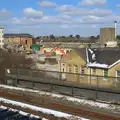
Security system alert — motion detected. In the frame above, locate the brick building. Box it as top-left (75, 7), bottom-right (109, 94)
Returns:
top-left (4, 34), bottom-right (33, 47)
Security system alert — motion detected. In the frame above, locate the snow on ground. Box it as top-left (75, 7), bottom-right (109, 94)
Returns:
top-left (35, 63), bottom-right (58, 71)
top-left (0, 98), bottom-right (88, 120)
top-left (0, 84), bottom-right (120, 114)
top-left (26, 54), bottom-right (59, 71)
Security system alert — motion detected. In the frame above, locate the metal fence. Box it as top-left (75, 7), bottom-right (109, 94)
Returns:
top-left (5, 68), bottom-right (120, 93)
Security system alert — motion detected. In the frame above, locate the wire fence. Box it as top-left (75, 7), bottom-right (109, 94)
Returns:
top-left (5, 68), bottom-right (120, 93)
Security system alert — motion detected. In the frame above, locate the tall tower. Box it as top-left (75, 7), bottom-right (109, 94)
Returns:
top-left (0, 28), bottom-right (4, 48)
top-left (114, 21), bottom-right (117, 38)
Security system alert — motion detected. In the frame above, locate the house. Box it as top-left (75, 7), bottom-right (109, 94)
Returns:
top-left (59, 48), bottom-right (120, 87)
top-left (59, 48), bottom-right (88, 82)
top-left (87, 47), bottom-right (120, 78)
top-left (87, 47), bottom-right (120, 88)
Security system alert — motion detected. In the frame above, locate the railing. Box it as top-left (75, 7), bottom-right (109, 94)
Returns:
top-left (5, 68), bottom-right (120, 93)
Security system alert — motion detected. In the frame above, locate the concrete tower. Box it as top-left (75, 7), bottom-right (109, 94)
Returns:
top-left (100, 28), bottom-right (116, 46)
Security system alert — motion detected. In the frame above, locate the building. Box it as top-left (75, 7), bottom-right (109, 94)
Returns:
top-left (59, 48), bottom-right (88, 82)
top-left (100, 28), bottom-right (116, 46)
top-left (4, 34), bottom-right (33, 47)
top-left (0, 28), bottom-right (4, 48)
top-left (87, 48), bottom-right (120, 78)
top-left (59, 48), bottom-right (120, 87)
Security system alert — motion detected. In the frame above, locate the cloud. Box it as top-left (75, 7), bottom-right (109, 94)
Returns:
top-left (116, 4), bottom-right (120, 8)
top-left (0, 9), bottom-right (12, 19)
top-left (57, 5), bottom-right (112, 16)
top-left (79, 0), bottom-right (106, 6)
top-left (11, 15), bottom-right (72, 26)
top-left (39, 1), bottom-right (57, 7)
top-left (11, 14), bottom-right (120, 27)
top-left (23, 8), bottom-right (44, 19)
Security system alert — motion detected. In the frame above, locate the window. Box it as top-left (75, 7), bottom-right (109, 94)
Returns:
top-left (74, 65), bottom-right (78, 73)
top-left (92, 68), bottom-right (96, 75)
top-left (104, 69), bottom-right (108, 78)
top-left (117, 70), bottom-right (120, 77)
top-left (62, 63), bottom-right (65, 67)
top-left (80, 66), bottom-right (85, 74)
top-left (68, 64), bottom-right (72, 73)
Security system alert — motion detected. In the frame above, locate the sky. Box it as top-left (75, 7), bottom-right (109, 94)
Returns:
top-left (0, 0), bottom-right (120, 37)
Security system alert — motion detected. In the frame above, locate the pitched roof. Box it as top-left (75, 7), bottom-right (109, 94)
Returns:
top-left (88, 47), bottom-right (120, 66)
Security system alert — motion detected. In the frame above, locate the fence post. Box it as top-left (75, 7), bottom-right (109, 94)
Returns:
top-left (72, 86), bottom-right (74, 97)
top-left (16, 69), bottom-right (19, 86)
top-left (44, 70), bottom-right (46, 81)
top-left (95, 76), bottom-right (99, 100)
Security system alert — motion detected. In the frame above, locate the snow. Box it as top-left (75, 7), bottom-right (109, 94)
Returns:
top-left (87, 63), bottom-right (108, 69)
top-left (92, 54), bottom-right (96, 60)
top-left (88, 49), bottom-right (93, 54)
top-left (0, 85), bottom-right (120, 114)
top-left (35, 63), bottom-right (58, 71)
top-left (0, 98), bottom-right (88, 120)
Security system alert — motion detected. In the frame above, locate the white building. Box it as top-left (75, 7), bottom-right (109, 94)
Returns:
top-left (0, 28), bottom-right (4, 48)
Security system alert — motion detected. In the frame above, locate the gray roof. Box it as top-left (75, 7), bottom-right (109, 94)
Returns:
top-left (75, 48), bottom-right (87, 61)
top-left (4, 34), bottom-right (33, 38)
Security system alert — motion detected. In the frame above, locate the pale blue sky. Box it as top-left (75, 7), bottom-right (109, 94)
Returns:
top-left (0, 0), bottom-right (120, 36)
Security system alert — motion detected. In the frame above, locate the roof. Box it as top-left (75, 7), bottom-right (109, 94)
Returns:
top-left (75, 48), bottom-right (87, 61)
top-left (60, 48), bottom-right (87, 63)
top-left (52, 48), bottom-right (65, 54)
top-left (4, 34), bottom-right (33, 38)
top-left (88, 47), bottom-right (120, 68)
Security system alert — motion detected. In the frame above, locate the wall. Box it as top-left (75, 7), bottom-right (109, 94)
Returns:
top-left (59, 50), bottom-right (88, 83)
top-left (4, 36), bottom-right (33, 47)
top-left (0, 28), bottom-right (4, 48)
top-left (100, 28), bottom-right (115, 46)
top-left (109, 62), bottom-right (120, 77)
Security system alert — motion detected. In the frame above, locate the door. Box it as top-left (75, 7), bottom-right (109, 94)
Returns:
top-left (61, 63), bottom-right (66, 80)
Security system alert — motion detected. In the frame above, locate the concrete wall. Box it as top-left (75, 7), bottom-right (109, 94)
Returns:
top-left (100, 28), bottom-right (115, 46)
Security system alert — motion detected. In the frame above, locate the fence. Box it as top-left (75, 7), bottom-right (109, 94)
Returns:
top-left (5, 68), bottom-right (120, 93)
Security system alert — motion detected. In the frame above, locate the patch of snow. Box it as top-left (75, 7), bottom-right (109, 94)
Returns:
top-left (88, 49), bottom-right (93, 54)
top-left (0, 98), bottom-right (87, 120)
top-left (19, 111), bottom-right (28, 116)
top-left (87, 63), bottom-right (108, 69)
top-left (42, 118), bottom-right (48, 120)
top-left (35, 63), bottom-right (58, 71)
top-left (92, 54), bottom-right (96, 61)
